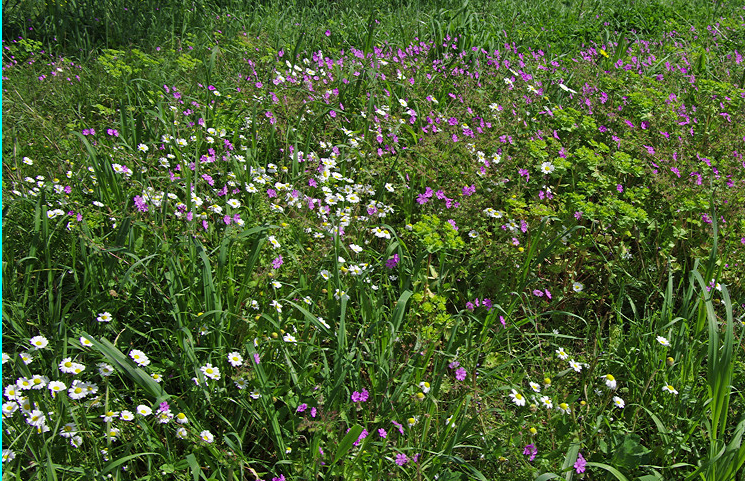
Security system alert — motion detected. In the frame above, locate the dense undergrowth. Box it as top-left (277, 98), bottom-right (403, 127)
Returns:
top-left (2, 1), bottom-right (745, 480)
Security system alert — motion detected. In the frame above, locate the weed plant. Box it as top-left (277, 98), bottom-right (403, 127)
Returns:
top-left (2, 1), bottom-right (745, 480)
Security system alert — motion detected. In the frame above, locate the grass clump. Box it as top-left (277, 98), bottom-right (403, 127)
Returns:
top-left (3, 0), bottom-right (745, 480)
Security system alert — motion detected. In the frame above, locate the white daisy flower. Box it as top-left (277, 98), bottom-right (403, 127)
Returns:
top-left (603, 374), bottom-right (618, 390)
top-left (662, 384), bottom-right (678, 395)
top-left (509, 389), bottom-right (526, 406)
top-left (68, 381), bottom-right (88, 400)
top-left (129, 350), bottom-right (150, 367)
top-left (136, 405), bottom-right (153, 416)
top-left (569, 359), bottom-right (583, 373)
top-left (30, 336), bottom-right (49, 349)
top-left (656, 336), bottom-right (670, 347)
top-left (98, 363), bottom-right (115, 377)
top-left (227, 352), bottom-right (243, 367)
top-left (200, 364), bottom-right (221, 380)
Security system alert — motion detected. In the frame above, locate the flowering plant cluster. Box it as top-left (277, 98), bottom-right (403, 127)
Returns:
top-left (3, 2), bottom-right (745, 480)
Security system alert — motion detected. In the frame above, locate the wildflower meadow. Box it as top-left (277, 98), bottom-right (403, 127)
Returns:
top-left (2, 0), bottom-right (745, 479)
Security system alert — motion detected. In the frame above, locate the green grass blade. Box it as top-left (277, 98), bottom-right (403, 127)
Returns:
top-left (585, 462), bottom-right (630, 481)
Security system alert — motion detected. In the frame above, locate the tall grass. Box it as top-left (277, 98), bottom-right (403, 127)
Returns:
top-left (3, 0), bottom-right (745, 479)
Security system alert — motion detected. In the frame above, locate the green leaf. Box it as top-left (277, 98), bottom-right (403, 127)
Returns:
top-left (333, 425), bottom-right (363, 465)
top-left (586, 462), bottom-right (630, 481)
top-left (561, 442), bottom-right (581, 480)
top-left (186, 453), bottom-right (201, 481)
top-left (82, 333), bottom-right (166, 400)
top-left (102, 452), bottom-right (160, 474)
top-left (536, 474), bottom-right (561, 481)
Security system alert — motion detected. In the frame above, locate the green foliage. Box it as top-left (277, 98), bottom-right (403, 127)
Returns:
top-left (412, 214), bottom-right (465, 253)
top-left (2, 0), bottom-right (745, 480)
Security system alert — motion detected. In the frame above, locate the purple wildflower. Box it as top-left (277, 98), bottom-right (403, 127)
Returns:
top-left (392, 420), bottom-right (404, 435)
top-left (378, 428), bottom-right (387, 438)
top-left (133, 195), bottom-right (148, 212)
top-left (351, 389), bottom-right (369, 403)
top-left (386, 254), bottom-right (400, 269)
top-left (395, 453), bottom-right (408, 466)
top-left (296, 403), bottom-right (308, 413)
top-left (523, 444), bottom-right (537, 461)
top-left (455, 367), bottom-right (467, 381)
top-left (272, 255), bottom-right (284, 269)
top-left (574, 453), bottom-right (586, 473)
top-left (353, 429), bottom-right (368, 446)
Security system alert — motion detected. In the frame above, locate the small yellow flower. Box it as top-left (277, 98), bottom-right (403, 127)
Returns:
top-left (600, 49), bottom-right (609, 58)
top-left (529, 427), bottom-right (537, 436)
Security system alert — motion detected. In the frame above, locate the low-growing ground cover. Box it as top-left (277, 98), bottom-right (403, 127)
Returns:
top-left (2, 1), bottom-right (745, 479)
